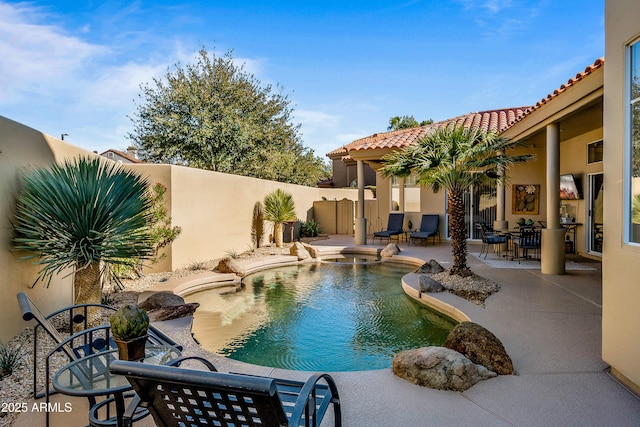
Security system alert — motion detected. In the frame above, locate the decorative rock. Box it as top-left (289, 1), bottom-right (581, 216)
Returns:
top-left (444, 321), bottom-right (514, 375)
top-left (290, 242), bottom-right (311, 260)
top-left (415, 259), bottom-right (445, 274)
top-left (147, 302), bottom-right (200, 322)
top-left (419, 275), bottom-right (445, 293)
top-left (380, 243), bottom-right (401, 257)
top-left (139, 292), bottom-right (185, 311)
top-left (393, 346), bottom-right (496, 391)
top-left (214, 257), bottom-right (246, 276)
top-left (302, 243), bottom-right (319, 258)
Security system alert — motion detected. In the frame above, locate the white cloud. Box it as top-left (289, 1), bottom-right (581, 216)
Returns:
top-left (456, 0), bottom-right (513, 15)
top-left (0, 2), bottom-right (105, 101)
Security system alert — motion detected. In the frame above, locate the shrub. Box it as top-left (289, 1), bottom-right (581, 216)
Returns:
top-left (300, 219), bottom-right (322, 238)
top-left (0, 340), bottom-right (24, 378)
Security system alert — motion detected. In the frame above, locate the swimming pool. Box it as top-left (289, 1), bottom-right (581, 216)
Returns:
top-left (186, 261), bottom-right (457, 371)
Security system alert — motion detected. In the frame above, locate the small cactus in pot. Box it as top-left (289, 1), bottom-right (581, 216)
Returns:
top-left (110, 304), bottom-right (150, 360)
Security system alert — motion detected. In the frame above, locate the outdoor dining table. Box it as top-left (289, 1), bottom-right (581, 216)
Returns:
top-left (53, 344), bottom-right (181, 427)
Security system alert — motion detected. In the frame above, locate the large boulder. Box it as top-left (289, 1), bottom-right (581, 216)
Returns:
top-left (215, 257), bottom-right (246, 276)
top-left (139, 292), bottom-right (185, 311)
top-left (147, 302), bottom-right (200, 322)
top-left (380, 243), bottom-right (401, 257)
top-left (302, 243), bottom-right (319, 258)
top-left (393, 347), bottom-right (496, 391)
top-left (139, 292), bottom-right (200, 322)
top-left (415, 260), bottom-right (445, 274)
top-left (290, 242), bottom-right (311, 260)
top-left (444, 321), bottom-right (514, 375)
top-left (419, 275), bottom-right (445, 293)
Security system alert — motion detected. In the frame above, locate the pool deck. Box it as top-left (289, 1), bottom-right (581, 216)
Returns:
top-left (18, 235), bottom-right (640, 427)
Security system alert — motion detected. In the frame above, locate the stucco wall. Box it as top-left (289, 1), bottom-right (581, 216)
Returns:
top-left (0, 115), bottom-right (360, 341)
top-left (127, 164), bottom-right (359, 272)
top-left (0, 116), bottom-right (89, 341)
top-left (603, 0), bottom-right (640, 389)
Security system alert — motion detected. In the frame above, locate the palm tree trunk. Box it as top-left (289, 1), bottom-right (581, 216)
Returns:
top-left (73, 261), bottom-right (103, 325)
top-left (448, 188), bottom-right (469, 275)
top-left (274, 222), bottom-right (283, 248)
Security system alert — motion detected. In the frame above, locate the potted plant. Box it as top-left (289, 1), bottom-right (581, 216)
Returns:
top-left (110, 304), bottom-right (150, 361)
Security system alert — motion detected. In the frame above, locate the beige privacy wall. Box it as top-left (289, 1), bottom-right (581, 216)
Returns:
top-left (0, 116), bottom-right (92, 341)
top-left (127, 163), bottom-right (360, 273)
top-left (0, 115), bottom-right (361, 341)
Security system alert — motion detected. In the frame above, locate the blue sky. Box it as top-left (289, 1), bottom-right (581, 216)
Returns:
top-left (0, 0), bottom-right (603, 160)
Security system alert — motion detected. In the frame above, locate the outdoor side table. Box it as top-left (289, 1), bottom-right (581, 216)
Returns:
top-left (53, 345), bottom-right (181, 427)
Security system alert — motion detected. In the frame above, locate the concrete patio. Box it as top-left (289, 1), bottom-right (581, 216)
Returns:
top-left (16, 235), bottom-right (640, 427)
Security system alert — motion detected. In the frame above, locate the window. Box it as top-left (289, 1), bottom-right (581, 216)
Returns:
top-left (587, 140), bottom-right (603, 164)
top-left (628, 40), bottom-right (640, 243)
top-left (391, 174), bottom-right (420, 212)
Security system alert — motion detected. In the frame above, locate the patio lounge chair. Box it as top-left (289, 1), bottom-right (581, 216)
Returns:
top-left (410, 214), bottom-right (440, 245)
top-left (373, 213), bottom-right (404, 244)
top-left (110, 357), bottom-right (342, 427)
top-left (17, 291), bottom-right (182, 424)
top-left (476, 223), bottom-right (508, 259)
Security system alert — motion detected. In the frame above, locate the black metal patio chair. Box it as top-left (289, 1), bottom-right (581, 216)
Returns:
top-left (476, 223), bottom-right (508, 259)
top-left (512, 228), bottom-right (541, 263)
top-left (17, 292), bottom-right (183, 426)
top-left (110, 357), bottom-right (342, 427)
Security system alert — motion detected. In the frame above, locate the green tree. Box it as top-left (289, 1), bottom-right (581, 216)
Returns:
top-left (129, 47), bottom-right (328, 186)
top-left (387, 115), bottom-right (434, 131)
top-left (263, 189), bottom-right (296, 248)
top-left (380, 125), bottom-right (531, 276)
top-left (12, 157), bottom-right (154, 305)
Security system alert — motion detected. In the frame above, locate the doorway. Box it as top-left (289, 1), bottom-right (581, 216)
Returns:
top-left (445, 183), bottom-right (497, 240)
top-left (587, 173), bottom-right (604, 255)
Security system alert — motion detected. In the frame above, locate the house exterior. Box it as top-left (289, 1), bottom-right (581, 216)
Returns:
top-left (326, 145), bottom-right (377, 188)
top-left (331, 60), bottom-right (604, 275)
top-left (602, 0), bottom-right (640, 394)
top-left (100, 147), bottom-right (142, 164)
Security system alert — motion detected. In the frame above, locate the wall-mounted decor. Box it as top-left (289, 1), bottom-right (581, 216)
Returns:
top-left (512, 184), bottom-right (540, 215)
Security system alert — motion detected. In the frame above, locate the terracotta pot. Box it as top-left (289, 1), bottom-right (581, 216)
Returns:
top-left (115, 335), bottom-right (148, 361)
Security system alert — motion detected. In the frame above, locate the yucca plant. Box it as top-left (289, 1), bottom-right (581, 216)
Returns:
top-left (12, 157), bottom-right (155, 306)
top-left (263, 189), bottom-right (296, 248)
top-left (381, 125), bottom-right (531, 276)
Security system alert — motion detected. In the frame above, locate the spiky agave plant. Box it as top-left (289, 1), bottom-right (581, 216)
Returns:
top-left (12, 157), bottom-right (155, 305)
top-left (263, 189), bottom-right (296, 248)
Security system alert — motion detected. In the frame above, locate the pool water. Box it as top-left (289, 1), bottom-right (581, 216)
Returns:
top-left (186, 262), bottom-right (457, 372)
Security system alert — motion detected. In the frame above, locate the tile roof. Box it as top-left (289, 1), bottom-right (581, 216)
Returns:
top-left (327, 107), bottom-right (530, 157)
top-left (328, 57), bottom-right (604, 159)
top-left (100, 149), bottom-right (142, 164)
top-left (504, 57), bottom-right (604, 129)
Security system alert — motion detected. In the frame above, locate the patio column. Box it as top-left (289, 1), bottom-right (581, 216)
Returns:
top-left (399, 177), bottom-right (405, 212)
top-left (355, 160), bottom-right (367, 245)
top-left (494, 163), bottom-right (508, 231)
top-left (541, 123), bottom-right (565, 274)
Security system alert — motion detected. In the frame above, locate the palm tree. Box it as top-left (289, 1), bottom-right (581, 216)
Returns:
top-left (263, 189), bottom-right (296, 248)
top-left (380, 124), bottom-right (531, 276)
top-left (13, 157), bottom-right (155, 305)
